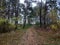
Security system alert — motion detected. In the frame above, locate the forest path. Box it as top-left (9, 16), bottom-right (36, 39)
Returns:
top-left (0, 27), bottom-right (59, 45)
top-left (0, 27), bottom-right (48, 45)
top-left (19, 27), bottom-right (38, 45)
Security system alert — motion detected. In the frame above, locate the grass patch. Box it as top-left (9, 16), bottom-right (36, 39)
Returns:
top-left (0, 29), bottom-right (26, 45)
top-left (35, 28), bottom-right (60, 45)
top-left (17, 24), bottom-right (32, 30)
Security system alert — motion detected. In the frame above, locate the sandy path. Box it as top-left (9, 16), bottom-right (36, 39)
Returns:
top-left (19, 27), bottom-right (38, 45)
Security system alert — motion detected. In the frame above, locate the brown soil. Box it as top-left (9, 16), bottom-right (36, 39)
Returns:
top-left (0, 27), bottom-right (60, 45)
top-left (19, 27), bottom-right (38, 45)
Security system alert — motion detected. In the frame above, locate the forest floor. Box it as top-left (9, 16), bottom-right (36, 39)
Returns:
top-left (0, 26), bottom-right (60, 45)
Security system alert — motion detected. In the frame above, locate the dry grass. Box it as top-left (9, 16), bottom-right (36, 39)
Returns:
top-left (0, 27), bottom-right (60, 45)
top-left (0, 30), bottom-right (26, 45)
top-left (35, 27), bottom-right (60, 45)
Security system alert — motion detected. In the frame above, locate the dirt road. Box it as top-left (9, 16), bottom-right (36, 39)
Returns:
top-left (0, 27), bottom-right (52, 45)
top-left (19, 27), bottom-right (38, 45)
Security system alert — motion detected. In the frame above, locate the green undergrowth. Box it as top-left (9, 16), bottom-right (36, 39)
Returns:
top-left (17, 24), bottom-right (32, 30)
top-left (0, 18), bottom-right (16, 33)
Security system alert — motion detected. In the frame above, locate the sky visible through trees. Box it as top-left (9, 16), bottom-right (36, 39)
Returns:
top-left (20, 0), bottom-right (60, 3)
top-left (19, 0), bottom-right (60, 9)
top-left (0, 0), bottom-right (60, 31)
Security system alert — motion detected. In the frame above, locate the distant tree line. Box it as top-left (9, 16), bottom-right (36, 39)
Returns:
top-left (0, 0), bottom-right (60, 28)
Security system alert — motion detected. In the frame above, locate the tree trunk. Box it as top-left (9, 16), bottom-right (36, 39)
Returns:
top-left (23, 15), bottom-right (26, 28)
top-left (39, 0), bottom-right (42, 27)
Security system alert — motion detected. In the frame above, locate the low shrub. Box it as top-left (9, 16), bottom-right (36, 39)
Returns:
top-left (50, 24), bottom-right (58, 32)
top-left (0, 18), bottom-right (16, 33)
top-left (35, 22), bottom-right (40, 26)
top-left (57, 21), bottom-right (60, 29)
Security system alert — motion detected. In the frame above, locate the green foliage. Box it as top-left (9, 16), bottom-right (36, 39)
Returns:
top-left (0, 18), bottom-right (16, 33)
top-left (50, 24), bottom-right (58, 30)
top-left (35, 22), bottom-right (40, 26)
top-left (57, 21), bottom-right (60, 28)
top-left (50, 24), bottom-right (58, 32)
top-left (24, 24), bottom-right (32, 29)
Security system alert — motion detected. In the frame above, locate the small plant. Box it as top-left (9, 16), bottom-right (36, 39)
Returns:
top-left (0, 18), bottom-right (16, 33)
top-left (50, 24), bottom-right (58, 32)
top-left (35, 22), bottom-right (40, 26)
